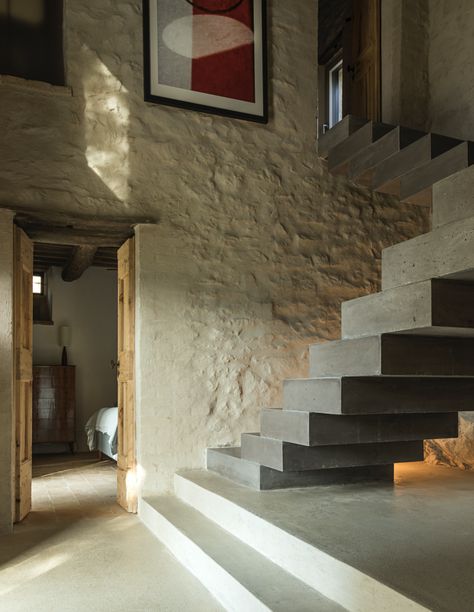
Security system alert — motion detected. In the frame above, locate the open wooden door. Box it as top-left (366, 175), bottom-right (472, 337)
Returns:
top-left (117, 238), bottom-right (137, 513)
top-left (13, 227), bottom-right (33, 523)
top-left (344, 0), bottom-right (381, 121)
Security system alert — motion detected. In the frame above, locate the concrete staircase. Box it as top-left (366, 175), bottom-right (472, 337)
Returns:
top-left (206, 115), bottom-right (474, 490)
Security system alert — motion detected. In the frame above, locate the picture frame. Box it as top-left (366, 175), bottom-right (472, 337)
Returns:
top-left (143, 0), bottom-right (268, 123)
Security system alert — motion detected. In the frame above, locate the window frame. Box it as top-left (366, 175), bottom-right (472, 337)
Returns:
top-left (326, 50), bottom-right (343, 130)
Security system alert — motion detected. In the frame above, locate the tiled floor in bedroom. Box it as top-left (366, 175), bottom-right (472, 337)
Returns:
top-left (0, 454), bottom-right (222, 612)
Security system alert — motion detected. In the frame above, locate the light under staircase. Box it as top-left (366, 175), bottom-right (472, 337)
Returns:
top-left (206, 115), bottom-right (474, 490)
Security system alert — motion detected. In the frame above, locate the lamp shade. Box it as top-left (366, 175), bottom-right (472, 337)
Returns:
top-left (58, 325), bottom-right (72, 347)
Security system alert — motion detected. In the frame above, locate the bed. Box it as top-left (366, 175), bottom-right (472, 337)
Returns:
top-left (85, 407), bottom-right (118, 461)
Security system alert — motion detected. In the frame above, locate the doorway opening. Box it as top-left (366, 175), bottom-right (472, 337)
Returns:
top-left (318, 0), bottom-right (381, 136)
top-left (31, 241), bottom-right (119, 519)
top-left (12, 215), bottom-right (138, 525)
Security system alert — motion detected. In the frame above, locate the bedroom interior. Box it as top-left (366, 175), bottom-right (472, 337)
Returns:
top-left (31, 239), bottom-right (119, 494)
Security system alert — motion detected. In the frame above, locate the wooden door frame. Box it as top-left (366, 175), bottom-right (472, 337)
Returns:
top-left (7, 216), bottom-right (139, 527)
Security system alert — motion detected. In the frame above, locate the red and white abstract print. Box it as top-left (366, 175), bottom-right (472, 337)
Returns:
top-left (156, 0), bottom-right (255, 102)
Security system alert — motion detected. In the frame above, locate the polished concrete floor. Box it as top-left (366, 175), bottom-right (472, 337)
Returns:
top-left (0, 454), bottom-right (222, 612)
top-left (180, 462), bottom-right (474, 612)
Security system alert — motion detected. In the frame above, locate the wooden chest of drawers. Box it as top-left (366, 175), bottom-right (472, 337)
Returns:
top-left (33, 366), bottom-right (75, 448)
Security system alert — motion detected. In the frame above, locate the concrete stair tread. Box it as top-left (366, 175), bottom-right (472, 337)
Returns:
top-left (400, 141), bottom-right (474, 205)
top-left (241, 432), bottom-right (423, 471)
top-left (347, 125), bottom-right (425, 185)
top-left (207, 447), bottom-right (393, 489)
top-left (328, 121), bottom-right (394, 173)
top-left (382, 213), bottom-right (474, 290)
top-left (260, 408), bottom-right (458, 446)
top-left (317, 114), bottom-right (368, 159)
top-left (342, 278), bottom-right (474, 339)
top-left (309, 334), bottom-right (474, 377)
top-left (283, 375), bottom-right (474, 415)
top-left (372, 132), bottom-right (461, 196)
top-left (141, 495), bottom-right (344, 612)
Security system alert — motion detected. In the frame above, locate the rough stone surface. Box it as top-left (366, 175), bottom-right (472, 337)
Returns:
top-left (429, 0), bottom-right (474, 141)
top-left (425, 412), bottom-right (474, 470)
top-left (0, 1), bottom-right (430, 498)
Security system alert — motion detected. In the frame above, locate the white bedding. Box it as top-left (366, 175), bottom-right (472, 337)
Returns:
top-left (85, 407), bottom-right (118, 458)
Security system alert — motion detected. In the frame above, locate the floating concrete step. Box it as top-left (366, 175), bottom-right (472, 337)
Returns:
top-left (433, 165), bottom-right (474, 228)
top-left (174, 470), bottom-right (431, 612)
top-left (342, 279), bottom-right (474, 338)
top-left (206, 447), bottom-right (392, 490)
top-left (372, 133), bottom-right (460, 196)
top-left (309, 334), bottom-right (474, 377)
top-left (400, 141), bottom-right (474, 206)
top-left (283, 376), bottom-right (474, 415)
top-left (241, 433), bottom-right (423, 471)
top-left (382, 215), bottom-right (474, 290)
top-left (317, 114), bottom-right (368, 159)
top-left (328, 121), bottom-right (394, 174)
top-left (140, 496), bottom-right (344, 612)
top-left (260, 408), bottom-right (458, 446)
top-left (347, 126), bottom-right (425, 185)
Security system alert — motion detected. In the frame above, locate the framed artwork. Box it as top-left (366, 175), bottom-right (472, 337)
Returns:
top-left (143, 0), bottom-right (268, 123)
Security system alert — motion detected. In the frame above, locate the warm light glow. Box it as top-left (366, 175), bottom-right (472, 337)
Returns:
top-left (83, 48), bottom-right (130, 201)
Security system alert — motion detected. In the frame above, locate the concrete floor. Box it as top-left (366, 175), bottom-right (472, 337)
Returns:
top-left (180, 462), bottom-right (474, 612)
top-left (0, 454), bottom-right (222, 612)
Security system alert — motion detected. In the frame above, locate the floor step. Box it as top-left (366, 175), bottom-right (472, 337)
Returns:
top-left (241, 432), bottom-right (423, 471)
top-left (433, 165), bottom-right (474, 228)
top-left (372, 133), bottom-right (460, 195)
top-left (140, 496), bottom-right (343, 612)
top-left (400, 141), bottom-right (474, 206)
top-left (317, 114), bottom-right (368, 159)
top-left (347, 126), bottom-right (425, 185)
top-left (341, 279), bottom-right (474, 338)
top-left (328, 121), bottom-right (394, 174)
top-left (260, 408), bottom-right (458, 446)
top-left (174, 469), bottom-right (433, 612)
top-left (206, 447), bottom-right (393, 489)
top-left (283, 375), bottom-right (474, 415)
top-left (309, 334), bottom-right (474, 376)
top-left (382, 215), bottom-right (474, 290)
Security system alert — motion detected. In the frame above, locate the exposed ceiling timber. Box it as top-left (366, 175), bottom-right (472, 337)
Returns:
top-left (33, 243), bottom-right (118, 274)
top-left (62, 245), bottom-right (99, 282)
top-left (6, 205), bottom-right (158, 247)
top-left (26, 227), bottom-right (127, 247)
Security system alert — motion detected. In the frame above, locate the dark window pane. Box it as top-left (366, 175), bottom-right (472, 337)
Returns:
top-left (0, 0), bottom-right (64, 86)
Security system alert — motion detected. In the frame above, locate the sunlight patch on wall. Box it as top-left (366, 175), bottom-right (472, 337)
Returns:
top-left (83, 48), bottom-right (130, 202)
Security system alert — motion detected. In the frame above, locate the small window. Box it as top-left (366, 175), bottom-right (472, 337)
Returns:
top-left (32, 273), bottom-right (44, 295)
top-left (328, 59), bottom-right (343, 128)
top-left (0, 0), bottom-right (65, 85)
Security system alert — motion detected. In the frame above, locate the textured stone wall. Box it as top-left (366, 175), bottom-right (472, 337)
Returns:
top-left (429, 0), bottom-right (474, 141)
top-left (0, 1), bottom-right (429, 495)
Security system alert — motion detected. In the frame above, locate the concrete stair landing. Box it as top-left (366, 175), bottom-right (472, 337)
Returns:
top-left (204, 115), bottom-right (474, 492)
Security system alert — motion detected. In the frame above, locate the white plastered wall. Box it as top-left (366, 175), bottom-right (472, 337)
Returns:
top-left (0, 1), bottom-right (430, 505)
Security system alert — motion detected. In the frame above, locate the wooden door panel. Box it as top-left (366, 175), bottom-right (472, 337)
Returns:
top-left (345, 0), bottom-right (381, 121)
top-left (13, 227), bottom-right (33, 523)
top-left (117, 238), bottom-right (136, 513)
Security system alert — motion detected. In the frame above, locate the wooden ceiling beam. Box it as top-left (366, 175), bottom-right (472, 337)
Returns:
top-left (62, 245), bottom-right (99, 282)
